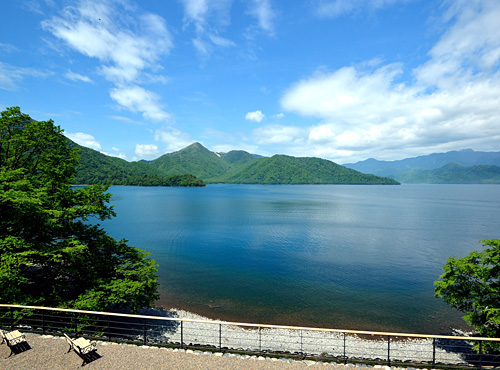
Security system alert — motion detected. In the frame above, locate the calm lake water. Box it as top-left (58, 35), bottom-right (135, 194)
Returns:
top-left (98, 184), bottom-right (500, 334)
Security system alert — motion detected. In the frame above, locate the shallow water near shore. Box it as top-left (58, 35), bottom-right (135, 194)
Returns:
top-left (97, 184), bottom-right (500, 334)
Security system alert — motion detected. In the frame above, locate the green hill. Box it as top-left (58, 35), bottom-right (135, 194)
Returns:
top-left (396, 162), bottom-right (500, 183)
top-left (213, 155), bottom-right (398, 184)
top-left (70, 141), bottom-right (205, 186)
top-left (219, 150), bottom-right (259, 167)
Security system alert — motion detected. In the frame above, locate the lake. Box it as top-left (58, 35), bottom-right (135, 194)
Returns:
top-left (98, 184), bottom-right (500, 334)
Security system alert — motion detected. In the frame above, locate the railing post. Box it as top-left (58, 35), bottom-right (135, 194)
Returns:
top-left (219, 323), bottom-right (222, 351)
top-left (143, 318), bottom-right (147, 344)
top-left (107, 316), bottom-right (111, 340)
top-left (259, 327), bottom-right (262, 354)
top-left (300, 330), bottom-right (303, 354)
top-left (478, 341), bottom-right (483, 370)
top-left (180, 321), bottom-right (184, 349)
top-left (432, 338), bottom-right (436, 367)
top-left (42, 311), bottom-right (45, 334)
top-left (387, 335), bottom-right (391, 367)
top-left (343, 332), bottom-right (347, 365)
top-left (10, 309), bottom-right (14, 330)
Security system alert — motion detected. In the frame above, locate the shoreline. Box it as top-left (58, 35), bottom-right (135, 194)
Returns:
top-left (151, 298), bottom-right (471, 336)
top-left (138, 306), bottom-right (471, 364)
top-left (148, 305), bottom-right (472, 338)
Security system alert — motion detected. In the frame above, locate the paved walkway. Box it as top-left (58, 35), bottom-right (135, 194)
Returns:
top-left (0, 334), bottom-right (352, 370)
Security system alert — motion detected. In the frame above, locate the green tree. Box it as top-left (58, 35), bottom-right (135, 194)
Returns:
top-left (0, 107), bottom-right (158, 312)
top-left (435, 238), bottom-right (500, 351)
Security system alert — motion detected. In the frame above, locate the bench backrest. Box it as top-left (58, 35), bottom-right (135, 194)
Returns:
top-left (63, 333), bottom-right (74, 347)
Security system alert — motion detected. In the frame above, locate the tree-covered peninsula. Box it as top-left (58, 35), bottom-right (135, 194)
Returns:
top-left (0, 107), bottom-right (159, 312)
top-left (71, 141), bottom-right (205, 187)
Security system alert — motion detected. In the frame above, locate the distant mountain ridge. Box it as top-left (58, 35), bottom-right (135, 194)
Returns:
top-left (74, 141), bottom-right (399, 185)
top-left (396, 162), bottom-right (500, 184)
top-left (344, 149), bottom-right (500, 183)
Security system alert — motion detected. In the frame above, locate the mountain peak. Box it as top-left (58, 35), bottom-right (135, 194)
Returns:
top-left (173, 142), bottom-right (211, 155)
top-left (184, 142), bottom-right (206, 150)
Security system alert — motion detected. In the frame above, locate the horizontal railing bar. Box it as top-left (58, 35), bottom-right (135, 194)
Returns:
top-left (2, 304), bottom-right (500, 342)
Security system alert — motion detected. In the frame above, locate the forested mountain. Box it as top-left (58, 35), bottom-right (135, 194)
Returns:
top-left (148, 143), bottom-right (398, 184)
top-left (70, 141), bottom-right (205, 186)
top-left (150, 142), bottom-right (232, 179)
top-left (344, 149), bottom-right (500, 177)
top-left (395, 162), bottom-right (500, 184)
top-left (74, 141), bottom-right (398, 185)
top-left (212, 155), bottom-right (398, 184)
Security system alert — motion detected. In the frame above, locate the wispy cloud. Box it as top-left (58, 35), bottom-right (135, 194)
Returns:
top-left (247, 0), bottom-right (275, 34)
top-left (281, 0), bottom-right (500, 161)
top-left (42, 0), bottom-right (173, 122)
top-left (65, 70), bottom-right (93, 83)
top-left (107, 115), bottom-right (143, 125)
top-left (314, 0), bottom-right (409, 18)
top-left (0, 43), bottom-right (19, 53)
top-left (415, 0), bottom-right (500, 89)
top-left (0, 62), bottom-right (49, 91)
top-left (180, 0), bottom-right (235, 56)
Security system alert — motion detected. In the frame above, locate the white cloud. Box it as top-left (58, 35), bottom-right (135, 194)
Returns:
top-left (65, 132), bottom-right (102, 150)
top-left (154, 127), bottom-right (193, 152)
top-left (65, 70), bottom-right (92, 83)
top-left (253, 124), bottom-right (305, 145)
top-left (415, 0), bottom-right (500, 89)
top-left (42, 0), bottom-right (173, 121)
top-left (135, 144), bottom-right (159, 158)
top-left (110, 85), bottom-right (171, 122)
top-left (280, 0), bottom-right (500, 162)
top-left (245, 110), bottom-right (265, 122)
top-left (273, 113), bottom-right (285, 119)
top-left (282, 63), bottom-right (408, 127)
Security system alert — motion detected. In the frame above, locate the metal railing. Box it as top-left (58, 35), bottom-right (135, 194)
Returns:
top-left (1, 304), bottom-right (499, 368)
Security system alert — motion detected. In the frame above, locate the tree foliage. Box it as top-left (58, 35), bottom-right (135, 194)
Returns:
top-left (435, 238), bottom-right (500, 350)
top-left (0, 107), bottom-right (159, 312)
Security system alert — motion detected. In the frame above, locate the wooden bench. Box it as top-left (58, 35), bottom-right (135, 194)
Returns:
top-left (0, 329), bottom-right (27, 357)
top-left (63, 333), bottom-right (97, 366)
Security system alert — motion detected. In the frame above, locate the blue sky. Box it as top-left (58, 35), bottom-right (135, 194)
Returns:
top-left (1, 0), bottom-right (499, 163)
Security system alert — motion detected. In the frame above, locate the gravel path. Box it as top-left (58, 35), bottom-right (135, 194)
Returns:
top-left (0, 334), bottom-right (353, 370)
